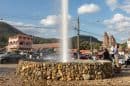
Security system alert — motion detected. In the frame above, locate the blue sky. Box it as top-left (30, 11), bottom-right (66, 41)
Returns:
top-left (0, 0), bottom-right (130, 42)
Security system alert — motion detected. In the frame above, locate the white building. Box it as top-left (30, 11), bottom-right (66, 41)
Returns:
top-left (127, 39), bottom-right (130, 49)
top-left (7, 34), bottom-right (33, 52)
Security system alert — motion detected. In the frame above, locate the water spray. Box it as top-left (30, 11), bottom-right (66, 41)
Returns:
top-left (61, 0), bottom-right (69, 62)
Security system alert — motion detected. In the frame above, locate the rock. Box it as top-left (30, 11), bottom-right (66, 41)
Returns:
top-left (97, 72), bottom-right (102, 75)
top-left (82, 74), bottom-right (91, 80)
top-left (16, 60), bottom-right (112, 83)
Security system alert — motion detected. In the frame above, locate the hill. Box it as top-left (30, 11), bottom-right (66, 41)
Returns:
top-left (0, 21), bottom-right (101, 50)
top-left (0, 22), bottom-right (24, 46)
top-left (0, 22), bottom-right (24, 35)
top-left (71, 35), bottom-right (101, 49)
top-left (71, 35), bottom-right (101, 43)
top-left (32, 36), bottom-right (58, 44)
top-left (0, 21), bottom-right (58, 46)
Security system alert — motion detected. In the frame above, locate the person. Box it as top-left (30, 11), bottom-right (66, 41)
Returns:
top-left (73, 52), bottom-right (78, 59)
top-left (29, 54), bottom-right (32, 59)
top-left (114, 45), bottom-right (121, 73)
top-left (103, 48), bottom-right (112, 61)
top-left (113, 44), bottom-right (120, 68)
top-left (124, 51), bottom-right (129, 68)
top-left (110, 45), bottom-right (115, 62)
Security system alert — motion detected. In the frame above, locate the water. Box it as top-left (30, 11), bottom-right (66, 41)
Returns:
top-left (36, 0), bottom-right (70, 62)
top-left (61, 0), bottom-right (69, 62)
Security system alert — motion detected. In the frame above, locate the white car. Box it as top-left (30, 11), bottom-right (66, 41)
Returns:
top-left (118, 55), bottom-right (125, 65)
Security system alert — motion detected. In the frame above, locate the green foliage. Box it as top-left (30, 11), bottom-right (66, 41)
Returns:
top-left (0, 35), bottom-right (7, 43)
top-left (120, 42), bottom-right (127, 50)
top-left (71, 35), bottom-right (101, 50)
top-left (32, 36), bottom-right (58, 44)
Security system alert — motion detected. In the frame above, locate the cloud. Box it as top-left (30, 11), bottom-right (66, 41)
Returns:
top-left (78, 4), bottom-right (100, 15)
top-left (106, 0), bottom-right (118, 11)
top-left (0, 14), bottom-right (72, 38)
top-left (119, 0), bottom-right (130, 13)
top-left (0, 20), bottom-right (36, 28)
top-left (120, 5), bottom-right (130, 13)
top-left (106, 0), bottom-right (130, 14)
top-left (104, 13), bottom-right (130, 32)
top-left (2, 20), bottom-right (24, 26)
top-left (40, 15), bottom-right (59, 26)
top-left (0, 20), bottom-right (58, 38)
top-left (40, 15), bottom-right (71, 27)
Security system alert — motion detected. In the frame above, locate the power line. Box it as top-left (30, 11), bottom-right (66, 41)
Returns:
top-left (0, 15), bottom-right (45, 20)
top-left (79, 30), bottom-right (103, 37)
top-left (72, 27), bottom-right (103, 38)
top-left (13, 25), bottom-right (54, 29)
top-left (0, 20), bottom-right (56, 29)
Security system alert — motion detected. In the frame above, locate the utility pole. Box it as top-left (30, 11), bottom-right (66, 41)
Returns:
top-left (90, 36), bottom-right (92, 55)
top-left (77, 16), bottom-right (80, 59)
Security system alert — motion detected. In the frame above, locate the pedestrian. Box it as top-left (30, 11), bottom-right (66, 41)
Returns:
top-left (124, 51), bottom-right (129, 68)
top-left (114, 44), bottom-right (120, 68)
top-left (29, 54), bottom-right (32, 59)
top-left (110, 45), bottom-right (115, 62)
top-left (103, 48), bottom-right (112, 61)
top-left (113, 44), bottom-right (122, 73)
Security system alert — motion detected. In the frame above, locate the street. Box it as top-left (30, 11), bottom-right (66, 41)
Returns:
top-left (0, 64), bottom-right (17, 77)
top-left (0, 64), bottom-right (21, 86)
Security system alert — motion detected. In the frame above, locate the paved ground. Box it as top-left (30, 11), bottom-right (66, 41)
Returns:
top-left (0, 64), bottom-right (20, 86)
top-left (0, 64), bottom-right (130, 86)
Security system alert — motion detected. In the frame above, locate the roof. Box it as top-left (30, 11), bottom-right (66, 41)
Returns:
top-left (32, 43), bottom-right (59, 49)
top-left (70, 49), bottom-right (91, 54)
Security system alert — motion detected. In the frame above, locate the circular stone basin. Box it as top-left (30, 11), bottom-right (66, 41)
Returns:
top-left (16, 60), bottom-right (112, 82)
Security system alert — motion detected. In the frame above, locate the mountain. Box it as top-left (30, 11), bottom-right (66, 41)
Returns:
top-left (0, 22), bottom-right (24, 46)
top-left (32, 36), bottom-right (58, 44)
top-left (71, 35), bottom-right (101, 43)
top-left (71, 35), bottom-right (101, 49)
top-left (0, 22), bottom-right (24, 35)
top-left (0, 21), bottom-right (101, 49)
top-left (0, 21), bottom-right (58, 46)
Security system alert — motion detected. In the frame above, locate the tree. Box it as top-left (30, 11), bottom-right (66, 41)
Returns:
top-left (120, 42), bottom-right (127, 50)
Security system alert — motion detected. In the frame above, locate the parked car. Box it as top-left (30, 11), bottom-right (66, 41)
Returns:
top-left (72, 53), bottom-right (91, 60)
top-left (0, 53), bottom-right (25, 64)
top-left (126, 56), bottom-right (130, 65)
top-left (80, 54), bottom-right (90, 59)
top-left (118, 55), bottom-right (125, 65)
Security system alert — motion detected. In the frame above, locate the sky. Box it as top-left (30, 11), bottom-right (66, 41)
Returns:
top-left (0, 0), bottom-right (130, 43)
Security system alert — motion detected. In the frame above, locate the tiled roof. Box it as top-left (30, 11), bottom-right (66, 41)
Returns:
top-left (32, 43), bottom-right (59, 49)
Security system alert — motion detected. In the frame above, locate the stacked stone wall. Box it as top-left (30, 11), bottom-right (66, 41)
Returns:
top-left (16, 60), bottom-right (112, 83)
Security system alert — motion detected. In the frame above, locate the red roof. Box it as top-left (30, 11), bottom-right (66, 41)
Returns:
top-left (32, 43), bottom-right (59, 49)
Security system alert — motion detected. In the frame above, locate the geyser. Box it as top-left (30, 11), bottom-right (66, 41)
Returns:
top-left (16, 1), bottom-right (113, 84)
top-left (61, 0), bottom-right (69, 62)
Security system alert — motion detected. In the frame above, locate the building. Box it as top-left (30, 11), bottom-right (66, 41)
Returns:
top-left (109, 35), bottom-right (116, 47)
top-left (7, 34), bottom-right (33, 52)
top-left (102, 32), bottom-right (109, 48)
top-left (102, 32), bottom-right (116, 48)
top-left (127, 38), bottom-right (130, 49)
top-left (32, 43), bottom-right (59, 52)
top-left (32, 43), bottom-right (92, 55)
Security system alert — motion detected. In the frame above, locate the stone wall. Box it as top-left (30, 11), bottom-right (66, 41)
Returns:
top-left (16, 60), bottom-right (112, 82)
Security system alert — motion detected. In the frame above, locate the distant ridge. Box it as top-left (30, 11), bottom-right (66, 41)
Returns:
top-left (0, 21), bottom-right (58, 45)
top-left (0, 21), bottom-right (24, 35)
top-left (0, 21), bottom-right (101, 48)
top-left (71, 35), bottom-right (101, 49)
